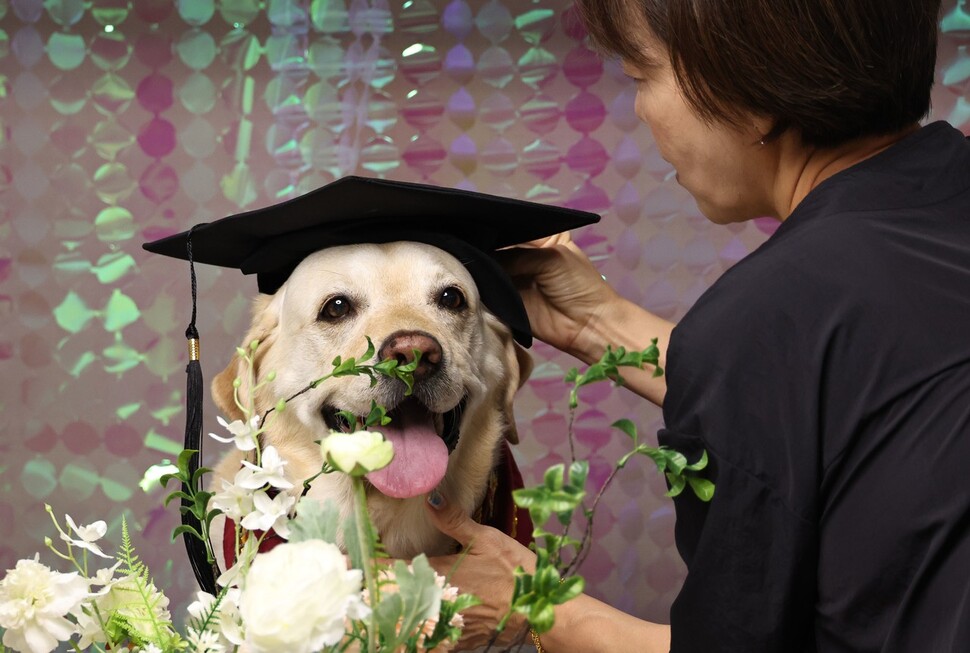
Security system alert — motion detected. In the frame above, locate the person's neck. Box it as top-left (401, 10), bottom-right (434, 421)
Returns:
top-left (770, 124), bottom-right (920, 221)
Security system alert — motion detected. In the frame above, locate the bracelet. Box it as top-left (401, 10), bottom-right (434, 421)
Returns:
top-left (530, 628), bottom-right (546, 653)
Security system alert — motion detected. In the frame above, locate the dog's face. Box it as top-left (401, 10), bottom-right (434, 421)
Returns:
top-left (211, 241), bottom-right (530, 556)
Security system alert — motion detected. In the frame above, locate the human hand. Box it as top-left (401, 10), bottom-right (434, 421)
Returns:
top-left (424, 492), bottom-right (537, 650)
top-left (497, 232), bottom-right (620, 360)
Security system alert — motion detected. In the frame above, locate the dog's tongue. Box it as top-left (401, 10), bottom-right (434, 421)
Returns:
top-left (365, 401), bottom-right (448, 499)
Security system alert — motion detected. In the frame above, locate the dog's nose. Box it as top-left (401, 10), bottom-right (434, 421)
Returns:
top-left (378, 331), bottom-right (443, 381)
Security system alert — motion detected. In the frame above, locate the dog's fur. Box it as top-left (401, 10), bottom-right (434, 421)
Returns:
top-left (209, 242), bottom-right (531, 564)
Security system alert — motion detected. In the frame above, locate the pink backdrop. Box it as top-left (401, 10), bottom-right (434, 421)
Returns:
top-left (1, 0), bottom-right (968, 627)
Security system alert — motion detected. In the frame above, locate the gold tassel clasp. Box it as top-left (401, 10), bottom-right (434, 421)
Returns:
top-left (188, 338), bottom-right (201, 361)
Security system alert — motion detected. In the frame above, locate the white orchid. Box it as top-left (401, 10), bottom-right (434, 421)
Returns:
top-left (240, 490), bottom-right (296, 538)
top-left (238, 446), bottom-right (293, 490)
top-left (209, 415), bottom-right (260, 452)
top-left (60, 514), bottom-right (112, 559)
top-left (217, 537), bottom-right (258, 589)
top-left (320, 430), bottom-right (394, 476)
top-left (0, 555), bottom-right (89, 653)
top-left (186, 588), bottom-right (244, 649)
top-left (185, 628), bottom-right (226, 653)
top-left (88, 561), bottom-right (123, 597)
top-left (209, 468), bottom-right (257, 521)
top-left (74, 602), bottom-right (109, 649)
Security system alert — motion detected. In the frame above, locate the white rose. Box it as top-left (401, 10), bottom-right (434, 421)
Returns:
top-left (320, 430), bottom-right (394, 476)
top-left (238, 540), bottom-right (366, 653)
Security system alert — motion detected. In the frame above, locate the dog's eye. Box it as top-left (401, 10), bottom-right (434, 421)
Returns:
top-left (437, 286), bottom-right (467, 311)
top-left (319, 295), bottom-right (353, 321)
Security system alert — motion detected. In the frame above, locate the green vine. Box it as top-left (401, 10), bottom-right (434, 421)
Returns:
top-left (496, 341), bottom-right (714, 646)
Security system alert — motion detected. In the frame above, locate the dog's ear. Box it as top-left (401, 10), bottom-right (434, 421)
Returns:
top-left (211, 293), bottom-right (282, 421)
top-left (488, 315), bottom-right (534, 445)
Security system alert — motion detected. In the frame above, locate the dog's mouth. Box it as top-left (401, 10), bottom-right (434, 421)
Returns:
top-left (321, 396), bottom-right (466, 500)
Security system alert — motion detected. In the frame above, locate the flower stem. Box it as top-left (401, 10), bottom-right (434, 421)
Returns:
top-left (352, 477), bottom-right (378, 653)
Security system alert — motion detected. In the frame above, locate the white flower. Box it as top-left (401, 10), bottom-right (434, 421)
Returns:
top-left (88, 561), bottom-right (123, 597)
top-left (238, 540), bottom-right (365, 653)
top-left (140, 645), bottom-right (163, 653)
top-left (217, 538), bottom-right (258, 589)
top-left (240, 490), bottom-right (296, 538)
top-left (74, 601), bottom-right (108, 648)
top-left (210, 415), bottom-right (260, 452)
top-left (320, 430), bottom-right (394, 476)
top-left (186, 589), bottom-right (244, 650)
top-left (238, 446), bottom-right (293, 490)
top-left (60, 514), bottom-right (112, 559)
top-left (0, 555), bottom-right (89, 653)
top-left (209, 469), bottom-right (257, 521)
top-left (95, 574), bottom-right (173, 643)
top-left (218, 588), bottom-right (245, 646)
top-left (186, 627), bottom-right (226, 653)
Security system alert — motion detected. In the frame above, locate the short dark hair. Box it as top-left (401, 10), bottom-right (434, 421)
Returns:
top-left (577, 0), bottom-right (942, 147)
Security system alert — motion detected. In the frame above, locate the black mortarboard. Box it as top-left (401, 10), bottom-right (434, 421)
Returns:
top-left (144, 175), bottom-right (599, 347)
top-left (142, 175), bottom-right (599, 593)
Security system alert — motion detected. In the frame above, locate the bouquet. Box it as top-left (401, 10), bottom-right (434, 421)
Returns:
top-left (0, 339), bottom-right (711, 653)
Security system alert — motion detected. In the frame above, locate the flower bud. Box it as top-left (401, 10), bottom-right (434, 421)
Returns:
top-left (320, 431), bottom-right (394, 476)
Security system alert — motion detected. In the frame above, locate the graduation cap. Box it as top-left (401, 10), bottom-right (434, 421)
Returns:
top-left (142, 175), bottom-right (599, 592)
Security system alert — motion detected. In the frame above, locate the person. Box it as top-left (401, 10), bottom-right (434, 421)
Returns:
top-left (423, 0), bottom-right (970, 651)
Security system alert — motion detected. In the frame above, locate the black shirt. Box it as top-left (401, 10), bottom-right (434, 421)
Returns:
top-left (660, 122), bottom-right (970, 652)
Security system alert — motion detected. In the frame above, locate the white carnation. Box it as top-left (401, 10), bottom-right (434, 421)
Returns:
top-left (0, 556), bottom-right (89, 653)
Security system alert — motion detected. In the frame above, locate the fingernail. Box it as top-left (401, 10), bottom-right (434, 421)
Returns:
top-left (427, 489), bottom-right (443, 508)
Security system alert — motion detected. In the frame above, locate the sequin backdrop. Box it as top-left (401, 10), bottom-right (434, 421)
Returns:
top-left (1, 0), bottom-right (968, 626)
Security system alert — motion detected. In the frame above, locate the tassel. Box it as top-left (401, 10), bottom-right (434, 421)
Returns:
top-left (182, 228), bottom-right (217, 594)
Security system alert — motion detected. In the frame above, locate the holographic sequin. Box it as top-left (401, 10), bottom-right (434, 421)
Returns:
top-left (0, 0), bottom-right (965, 629)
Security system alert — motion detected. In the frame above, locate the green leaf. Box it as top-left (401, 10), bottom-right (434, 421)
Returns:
top-left (528, 598), bottom-right (555, 633)
top-left (566, 460), bottom-right (588, 492)
top-left (577, 363), bottom-right (609, 387)
top-left (662, 448), bottom-right (689, 475)
top-left (204, 508), bottom-right (223, 530)
top-left (288, 498), bottom-right (341, 544)
top-left (555, 576), bottom-right (585, 603)
top-left (190, 466), bottom-right (213, 488)
top-left (375, 556), bottom-right (443, 649)
top-left (543, 464), bottom-right (565, 491)
top-left (162, 490), bottom-right (193, 508)
top-left (638, 446), bottom-right (669, 472)
top-left (396, 349), bottom-right (422, 373)
top-left (365, 401), bottom-right (389, 428)
top-left (342, 508), bottom-right (365, 572)
top-left (611, 418), bottom-right (638, 442)
top-left (665, 472), bottom-right (686, 498)
top-left (176, 449), bottom-right (198, 475)
top-left (687, 476), bottom-right (716, 502)
top-left (361, 336), bottom-right (376, 362)
top-left (335, 409), bottom-right (357, 429)
top-left (172, 524), bottom-right (204, 542)
top-left (332, 356), bottom-right (359, 376)
top-left (684, 449), bottom-right (709, 472)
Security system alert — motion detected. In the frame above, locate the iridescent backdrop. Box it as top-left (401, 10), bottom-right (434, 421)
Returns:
top-left (1, 0), bottom-right (968, 626)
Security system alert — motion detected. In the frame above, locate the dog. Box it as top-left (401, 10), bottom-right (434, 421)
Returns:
top-left (207, 240), bottom-right (532, 568)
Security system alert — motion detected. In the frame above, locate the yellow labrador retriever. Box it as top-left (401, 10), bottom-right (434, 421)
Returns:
top-left (208, 241), bottom-right (531, 565)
